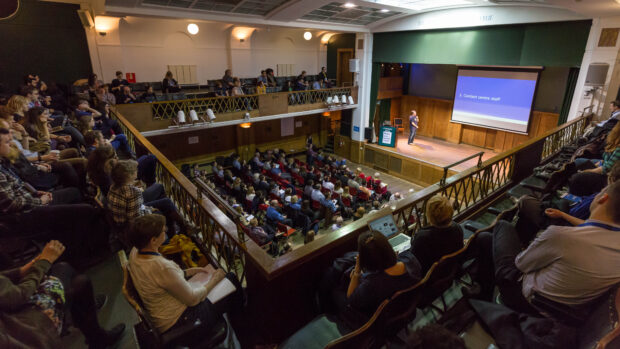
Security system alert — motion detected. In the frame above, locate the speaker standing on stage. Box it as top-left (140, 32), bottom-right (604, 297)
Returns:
top-left (408, 110), bottom-right (419, 145)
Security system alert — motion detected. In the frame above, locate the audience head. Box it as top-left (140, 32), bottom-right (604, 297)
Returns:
top-left (250, 218), bottom-right (259, 227)
top-left (165, 71), bottom-right (173, 79)
top-left (357, 230), bottom-right (397, 272)
top-left (591, 180), bottom-right (620, 224)
top-left (129, 214), bottom-right (166, 250)
top-left (425, 195), bottom-right (453, 227)
top-left (110, 160), bottom-right (138, 186)
top-left (291, 195), bottom-right (298, 204)
top-left (21, 85), bottom-right (38, 101)
top-left (84, 130), bottom-right (104, 147)
top-left (225, 69), bottom-right (232, 77)
top-left (6, 95), bottom-right (29, 115)
top-left (611, 100), bottom-right (620, 111)
top-left (313, 184), bottom-right (321, 190)
top-left (122, 85), bottom-right (131, 95)
top-left (321, 66), bottom-right (326, 72)
top-left (115, 71), bottom-right (123, 79)
top-left (260, 70), bottom-right (266, 77)
top-left (270, 200), bottom-right (278, 207)
top-left (605, 123), bottom-right (620, 153)
top-left (335, 216), bottom-right (343, 224)
top-left (26, 107), bottom-right (48, 128)
top-left (404, 324), bottom-right (466, 349)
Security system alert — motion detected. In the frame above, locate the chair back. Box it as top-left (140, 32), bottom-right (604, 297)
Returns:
top-left (419, 240), bottom-right (471, 307)
top-left (326, 269), bottom-right (430, 349)
top-left (119, 251), bottom-right (163, 346)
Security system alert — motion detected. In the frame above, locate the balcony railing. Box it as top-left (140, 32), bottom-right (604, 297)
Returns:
top-left (111, 104), bottom-right (591, 286)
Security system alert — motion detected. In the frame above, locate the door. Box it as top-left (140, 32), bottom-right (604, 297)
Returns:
top-left (337, 49), bottom-right (354, 87)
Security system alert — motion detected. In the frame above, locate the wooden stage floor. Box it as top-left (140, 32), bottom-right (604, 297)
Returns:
top-left (369, 134), bottom-right (499, 172)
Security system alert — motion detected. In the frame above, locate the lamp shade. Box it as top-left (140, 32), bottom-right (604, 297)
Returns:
top-left (332, 95), bottom-right (339, 104)
top-left (341, 95), bottom-right (347, 104)
top-left (326, 96), bottom-right (333, 104)
top-left (189, 109), bottom-right (199, 122)
top-left (206, 108), bottom-right (216, 121)
top-left (177, 110), bottom-right (186, 123)
top-left (348, 96), bottom-right (354, 105)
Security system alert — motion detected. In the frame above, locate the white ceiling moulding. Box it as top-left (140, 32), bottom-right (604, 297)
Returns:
top-left (105, 5), bottom-right (370, 33)
top-left (370, 5), bottom-right (588, 32)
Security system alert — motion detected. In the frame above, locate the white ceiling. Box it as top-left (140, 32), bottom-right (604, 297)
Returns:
top-left (52, 0), bottom-right (620, 31)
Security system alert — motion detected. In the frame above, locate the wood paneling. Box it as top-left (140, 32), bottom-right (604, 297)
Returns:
top-left (259, 93), bottom-right (289, 116)
top-left (377, 76), bottom-right (403, 100)
top-left (398, 95), bottom-right (559, 152)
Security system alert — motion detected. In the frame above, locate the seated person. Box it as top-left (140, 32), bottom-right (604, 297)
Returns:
top-left (128, 214), bottom-right (235, 334)
top-left (407, 195), bottom-right (463, 275)
top-left (265, 200), bottom-right (293, 226)
top-left (110, 71), bottom-right (129, 94)
top-left (570, 123), bottom-right (620, 196)
top-left (247, 218), bottom-right (274, 246)
top-left (340, 230), bottom-right (420, 316)
top-left (310, 184), bottom-right (325, 202)
top-left (95, 102), bottom-right (123, 138)
top-left (0, 128), bottom-right (106, 263)
top-left (139, 84), bottom-right (157, 102)
top-left (322, 176), bottom-right (334, 192)
top-left (477, 180), bottom-right (620, 313)
top-left (321, 191), bottom-right (339, 213)
top-left (117, 86), bottom-right (136, 104)
top-left (162, 71), bottom-right (181, 94)
top-left (0, 240), bottom-right (124, 348)
top-left (106, 160), bottom-right (191, 235)
top-left (80, 115), bottom-right (133, 159)
top-left (95, 84), bottom-right (116, 105)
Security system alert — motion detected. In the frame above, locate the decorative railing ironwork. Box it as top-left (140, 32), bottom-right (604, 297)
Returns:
top-left (287, 87), bottom-right (354, 106)
top-left (111, 109), bottom-right (250, 283)
top-left (150, 94), bottom-right (259, 120)
top-left (111, 104), bottom-right (592, 282)
top-left (143, 87), bottom-right (354, 120)
top-left (541, 114), bottom-right (590, 161)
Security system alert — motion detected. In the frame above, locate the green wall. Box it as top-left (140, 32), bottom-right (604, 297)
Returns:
top-left (326, 33), bottom-right (356, 80)
top-left (373, 21), bottom-right (591, 67)
top-left (0, 0), bottom-right (92, 92)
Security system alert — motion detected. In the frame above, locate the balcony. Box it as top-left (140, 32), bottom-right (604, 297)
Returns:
top-left (115, 86), bottom-right (358, 136)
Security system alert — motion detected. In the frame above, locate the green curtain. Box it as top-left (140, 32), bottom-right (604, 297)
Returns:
top-left (368, 63), bottom-right (381, 127)
top-left (378, 99), bottom-right (391, 126)
top-left (558, 67), bottom-right (580, 125)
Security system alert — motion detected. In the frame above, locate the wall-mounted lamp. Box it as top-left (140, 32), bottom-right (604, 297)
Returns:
top-left (187, 23), bottom-right (199, 35)
top-left (232, 27), bottom-right (256, 43)
top-left (94, 16), bottom-right (118, 37)
top-left (98, 31), bottom-right (107, 36)
top-left (322, 111), bottom-right (330, 117)
top-left (304, 31), bottom-right (312, 40)
top-left (240, 122), bottom-right (252, 129)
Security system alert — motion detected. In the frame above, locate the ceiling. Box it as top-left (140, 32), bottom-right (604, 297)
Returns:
top-left (99, 0), bottom-right (620, 30)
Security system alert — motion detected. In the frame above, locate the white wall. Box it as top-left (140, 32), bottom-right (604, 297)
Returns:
top-left (568, 17), bottom-right (620, 121)
top-left (88, 16), bottom-right (327, 84)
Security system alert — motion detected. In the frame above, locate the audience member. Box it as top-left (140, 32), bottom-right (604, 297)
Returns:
top-left (95, 84), bottom-right (116, 105)
top-left (222, 69), bottom-right (234, 90)
top-left (265, 68), bottom-right (277, 88)
top-left (117, 86), bottom-right (137, 104)
top-left (110, 71), bottom-right (129, 93)
top-left (162, 71), bottom-right (181, 94)
top-left (408, 195), bottom-right (463, 274)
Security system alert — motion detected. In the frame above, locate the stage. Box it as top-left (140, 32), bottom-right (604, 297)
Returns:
top-left (363, 134), bottom-right (498, 186)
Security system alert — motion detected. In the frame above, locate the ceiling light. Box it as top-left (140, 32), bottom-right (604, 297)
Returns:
top-left (240, 123), bottom-right (252, 129)
top-left (187, 23), bottom-right (199, 35)
top-left (303, 31), bottom-right (312, 40)
top-left (380, 9), bottom-right (389, 12)
top-left (370, 0), bottom-right (472, 11)
top-left (344, 2), bottom-right (356, 8)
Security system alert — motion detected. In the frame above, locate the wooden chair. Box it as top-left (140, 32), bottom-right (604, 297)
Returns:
top-left (118, 251), bottom-right (228, 349)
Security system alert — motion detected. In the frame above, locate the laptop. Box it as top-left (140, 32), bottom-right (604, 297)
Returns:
top-left (367, 214), bottom-right (411, 254)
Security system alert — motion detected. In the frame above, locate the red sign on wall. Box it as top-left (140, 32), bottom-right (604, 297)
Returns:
top-left (126, 73), bottom-right (136, 83)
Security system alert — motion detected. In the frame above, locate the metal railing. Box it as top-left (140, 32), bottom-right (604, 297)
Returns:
top-left (145, 87), bottom-right (354, 120)
top-left (287, 87), bottom-right (353, 106)
top-left (151, 94), bottom-right (259, 120)
top-left (111, 104), bottom-right (592, 282)
top-left (439, 151), bottom-right (484, 186)
top-left (111, 108), bottom-right (253, 283)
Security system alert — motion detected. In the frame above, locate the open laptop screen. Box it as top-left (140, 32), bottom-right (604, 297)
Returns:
top-left (367, 214), bottom-right (399, 239)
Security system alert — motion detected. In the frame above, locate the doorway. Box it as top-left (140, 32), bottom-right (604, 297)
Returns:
top-left (337, 48), bottom-right (354, 87)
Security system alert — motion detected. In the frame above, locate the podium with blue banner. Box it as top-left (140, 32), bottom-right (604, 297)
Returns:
top-left (378, 126), bottom-right (397, 148)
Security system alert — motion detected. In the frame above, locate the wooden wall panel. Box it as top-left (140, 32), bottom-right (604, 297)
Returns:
top-left (377, 76), bottom-right (403, 100)
top-left (398, 96), bottom-right (560, 152)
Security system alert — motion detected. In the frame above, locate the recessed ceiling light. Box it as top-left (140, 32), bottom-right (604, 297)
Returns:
top-left (187, 23), bottom-right (199, 35)
top-left (380, 9), bottom-right (389, 12)
top-left (344, 2), bottom-right (356, 8)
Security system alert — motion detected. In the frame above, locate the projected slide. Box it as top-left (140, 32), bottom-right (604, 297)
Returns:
top-left (451, 69), bottom-right (538, 134)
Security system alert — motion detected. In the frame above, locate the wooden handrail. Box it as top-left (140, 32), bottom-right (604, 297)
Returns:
top-left (112, 105), bottom-right (591, 282)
